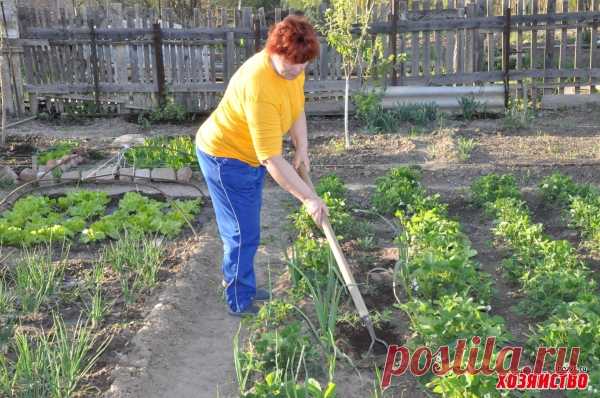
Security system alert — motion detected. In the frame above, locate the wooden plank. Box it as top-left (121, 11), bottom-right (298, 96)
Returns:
top-left (22, 46), bottom-right (36, 84)
top-left (399, 1), bottom-right (407, 82)
top-left (411, 0), bottom-right (420, 76)
top-left (559, 0), bottom-right (568, 93)
top-left (575, 0), bottom-right (584, 92)
top-left (544, 0), bottom-right (557, 93)
top-left (591, 0), bottom-right (598, 90)
top-left (320, 39), bottom-right (329, 80)
top-left (127, 8), bottom-right (140, 84)
top-left (531, 0), bottom-right (538, 69)
top-left (225, 30), bottom-right (235, 81)
top-left (457, 0), bottom-right (465, 73)
top-left (447, 0), bottom-right (456, 74)
top-left (423, 0), bottom-right (431, 77)
top-left (111, 3), bottom-right (129, 85)
top-left (465, 3), bottom-right (474, 72)
top-left (180, 40), bottom-right (189, 84)
top-left (516, 0), bottom-right (524, 71)
top-left (435, 0), bottom-right (443, 75)
top-left (190, 43), bottom-right (199, 82)
top-left (243, 7), bottom-right (253, 62)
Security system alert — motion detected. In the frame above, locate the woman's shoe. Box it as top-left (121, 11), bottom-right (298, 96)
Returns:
top-left (227, 304), bottom-right (260, 317)
top-left (253, 288), bottom-right (271, 301)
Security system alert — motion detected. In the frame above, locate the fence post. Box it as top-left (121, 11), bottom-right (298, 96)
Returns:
top-left (390, 0), bottom-right (399, 85)
top-left (502, 5), bottom-right (511, 108)
top-left (226, 30), bottom-right (235, 81)
top-left (152, 21), bottom-right (166, 109)
top-left (0, 0), bottom-right (24, 117)
top-left (253, 13), bottom-right (261, 53)
top-left (88, 19), bottom-right (101, 112)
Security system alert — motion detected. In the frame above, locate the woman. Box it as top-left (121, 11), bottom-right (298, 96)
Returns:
top-left (195, 15), bottom-right (329, 316)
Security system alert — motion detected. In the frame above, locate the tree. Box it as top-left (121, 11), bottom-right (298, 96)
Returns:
top-left (321, 0), bottom-right (377, 149)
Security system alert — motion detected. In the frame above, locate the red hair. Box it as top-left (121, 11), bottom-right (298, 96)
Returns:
top-left (265, 15), bottom-right (320, 64)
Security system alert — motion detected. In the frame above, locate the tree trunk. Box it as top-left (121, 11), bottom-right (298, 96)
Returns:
top-left (344, 75), bottom-right (350, 149)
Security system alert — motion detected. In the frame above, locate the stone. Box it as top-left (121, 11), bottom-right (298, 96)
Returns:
top-left (119, 168), bottom-right (151, 181)
top-left (37, 170), bottom-right (56, 186)
top-left (151, 167), bottom-right (177, 182)
top-left (82, 167), bottom-right (117, 181)
top-left (176, 166), bottom-right (193, 182)
top-left (61, 170), bottom-right (81, 181)
top-left (0, 166), bottom-right (18, 184)
top-left (113, 134), bottom-right (146, 147)
top-left (19, 168), bottom-right (36, 182)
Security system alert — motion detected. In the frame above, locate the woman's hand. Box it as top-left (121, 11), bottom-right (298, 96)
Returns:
top-left (292, 150), bottom-right (310, 173)
top-left (303, 195), bottom-right (329, 227)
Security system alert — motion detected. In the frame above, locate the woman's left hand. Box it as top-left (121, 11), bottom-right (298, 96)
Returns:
top-left (292, 150), bottom-right (310, 173)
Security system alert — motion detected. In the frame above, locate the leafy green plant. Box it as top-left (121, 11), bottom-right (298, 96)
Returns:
top-left (288, 236), bottom-right (332, 291)
top-left (457, 96), bottom-right (483, 121)
top-left (138, 97), bottom-right (187, 125)
top-left (399, 208), bottom-right (493, 303)
top-left (37, 140), bottom-right (78, 166)
top-left (428, 371), bottom-right (511, 398)
top-left (398, 294), bottom-right (509, 350)
top-left (82, 192), bottom-right (201, 243)
top-left (353, 90), bottom-right (385, 132)
top-left (528, 298), bottom-right (600, 373)
top-left (372, 166), bottom-right (445, 216)
top-left (291, 192), bottom-right (354, 240)
top-left (503, 98), bottom-right (535, 131)
top-left (315, 174), bottom-right (347, 200)
top-left (393, 102), bottom-right (439, 126)
top-left (0, 191), bottom-right (108, 247)
top-left (124, 135), bottom-right (196, 169)
top-left (470, 173), bottom-right (521, 208)
top-left (243, 370), bottom-right (336, 398)
top-left (517, 265), bottom-right (596, 319)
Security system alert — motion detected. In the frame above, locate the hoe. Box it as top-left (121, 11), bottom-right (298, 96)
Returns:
top-left (298, 163), bottom-right (388, 357)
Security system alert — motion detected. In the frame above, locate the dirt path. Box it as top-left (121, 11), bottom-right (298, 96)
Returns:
top-left (105, 183), bottom-right (294, 398)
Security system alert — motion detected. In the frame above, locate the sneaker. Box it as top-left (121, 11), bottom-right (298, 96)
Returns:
top-left (227, 304), bottom-right (260, 317)
top-left (253, 288), bottom-right (271, 301)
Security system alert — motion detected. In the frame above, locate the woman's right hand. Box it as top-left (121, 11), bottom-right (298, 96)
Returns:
top-left (303, 195), bottom-right (329, 227)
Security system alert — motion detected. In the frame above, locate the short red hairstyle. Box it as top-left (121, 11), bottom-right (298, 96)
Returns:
top-left (265, 15), bottom-right (320, 64)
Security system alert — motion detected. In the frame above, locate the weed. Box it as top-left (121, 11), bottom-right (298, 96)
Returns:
top-left (458, 96), bottom-right (483, 121)
top-left (503, 98), bottom-right (535, 131)
top-left (456, 136), bottom-right (477, 161)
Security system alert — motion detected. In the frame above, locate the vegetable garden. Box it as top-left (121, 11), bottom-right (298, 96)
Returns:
top-left (1, 103), bottom-right (600, 396)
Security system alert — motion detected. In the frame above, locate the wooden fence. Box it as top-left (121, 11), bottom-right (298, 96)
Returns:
top-left (1, 0), bottom-right (599, 116)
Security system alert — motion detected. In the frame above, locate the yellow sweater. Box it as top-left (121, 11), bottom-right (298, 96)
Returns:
top-left (195, 49), bottom-right (305, 167)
